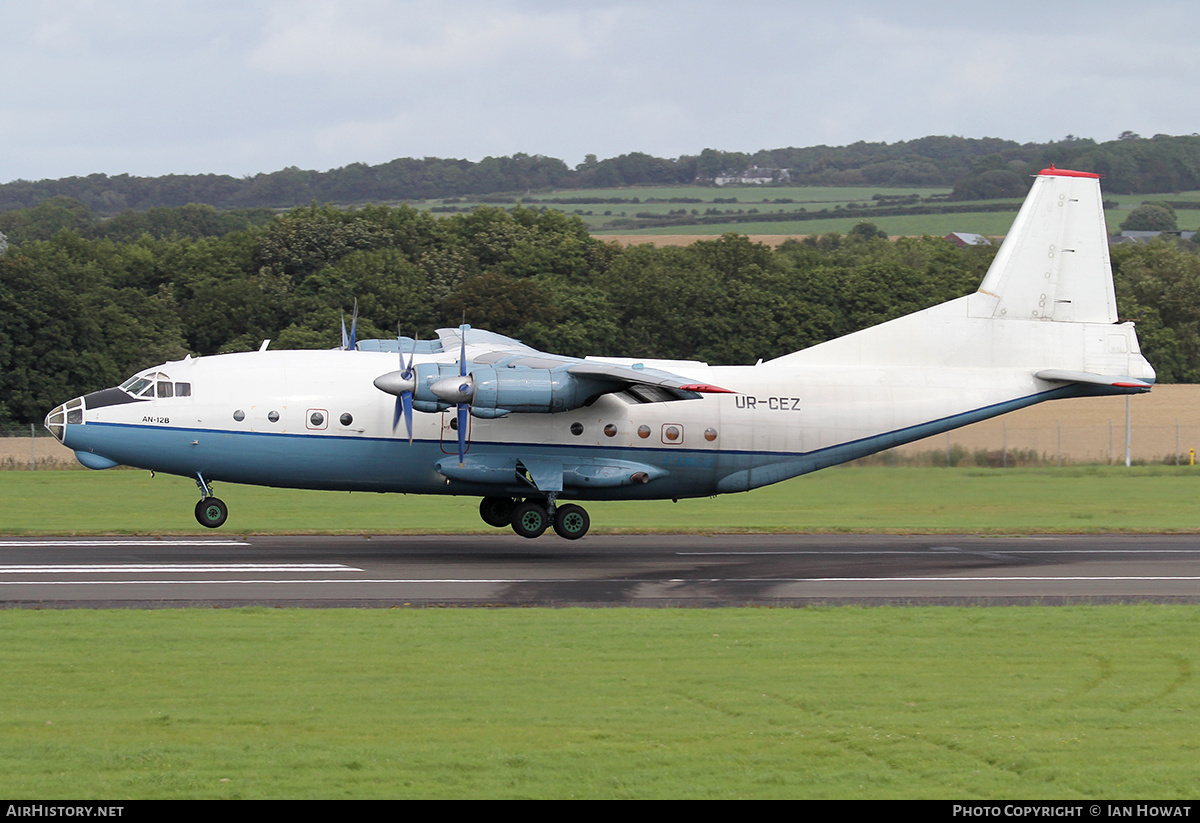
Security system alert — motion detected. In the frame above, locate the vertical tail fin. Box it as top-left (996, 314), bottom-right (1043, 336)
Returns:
top-left (969, 166), bottom-right (1117, 324)
top-left (769, 165), bottom-right (1153, 389)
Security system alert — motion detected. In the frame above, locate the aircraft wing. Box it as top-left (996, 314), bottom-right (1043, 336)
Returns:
top-left (434, 326), bottom-right (539, 354)
top-left (372, 327), bottom-right (732, 420)
top-left (565, 361), bottom-right (733, 395)
top-left (434, 326), bottom-right (732, 396)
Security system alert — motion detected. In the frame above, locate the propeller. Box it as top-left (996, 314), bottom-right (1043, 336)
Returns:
top-left (395, 327), bottom-right (415, 443)
top-left (372, 326), bottom-right (417, 443)
top-left (456, 327), bottom-right (469, 465)
top-left (428, 324), bottom-right (474, 466)
top-left (374, 324), bottom-right (473, 462)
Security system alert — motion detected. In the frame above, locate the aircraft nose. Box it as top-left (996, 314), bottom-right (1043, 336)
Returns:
top-left (44, 397), bottom-right (84, 443)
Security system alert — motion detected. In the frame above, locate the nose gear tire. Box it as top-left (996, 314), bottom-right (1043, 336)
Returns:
top-left (195, 497), bottom-right (228, 529)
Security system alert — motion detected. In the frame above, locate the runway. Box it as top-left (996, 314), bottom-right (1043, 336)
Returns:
top-left (1, 533), bottom-right (1199, 607)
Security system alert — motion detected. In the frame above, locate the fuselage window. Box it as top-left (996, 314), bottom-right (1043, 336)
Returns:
top-left (233, 410), bottom-right (245, 422)
top-left (340, 413), bottom-right (353, 426)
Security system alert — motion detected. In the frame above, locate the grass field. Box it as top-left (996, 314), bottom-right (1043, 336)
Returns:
top-left (0, 606), bottom-right (1196, 799)
top-left (1, 465), bottom-right (1198, 535)
top-left (3, 468), bottom-right (1199, 798)
top-left (6, 447), bottom-right (1200, 798)
top-left (597, 211), bottom-right (1022, 238)
top-left (412, 182), bottom-right (1200, 237)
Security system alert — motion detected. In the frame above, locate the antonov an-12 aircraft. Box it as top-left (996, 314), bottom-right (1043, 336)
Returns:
top-left (45, 167), bottom-right (1154, 538)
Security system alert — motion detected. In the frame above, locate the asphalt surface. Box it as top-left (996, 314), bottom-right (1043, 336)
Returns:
top-left (1, 533), bottom-right (1199, 607)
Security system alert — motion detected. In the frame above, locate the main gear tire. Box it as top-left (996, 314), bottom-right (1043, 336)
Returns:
top-left (479, 497), bottom-right (516, 528)
top-left (552, 504), bottom-right (590, 540)
top-left (510, 501), bottom-right (549, 539)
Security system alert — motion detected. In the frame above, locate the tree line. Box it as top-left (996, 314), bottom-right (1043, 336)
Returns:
top-left (3, 202), bottom-right (1198, 427)
top-left (4, 134), bottom-right (1200, 216)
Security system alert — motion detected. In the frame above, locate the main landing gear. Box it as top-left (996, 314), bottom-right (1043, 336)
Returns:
top-left (194, 473), bottom-right (228, 529)
top-left (479, 496), bottom-right (590, 540)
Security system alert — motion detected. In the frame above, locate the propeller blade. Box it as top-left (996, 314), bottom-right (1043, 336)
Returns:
top-left (388, 393), bottom-right (415, 444)
top-left (457, 404), bottom-right (467, 466)
top-left (401, 327), bottom-right (414, 443)
top-left (398, 328), bottom-right (411, 378)
top-left (379, 324), bottom-right (417, 442)
top-left (457, 323), bottom-right (469, 465)
top-left (348, 298), bottom-right (359, 351)
top-left (459, 323), bottom-right (468, 377)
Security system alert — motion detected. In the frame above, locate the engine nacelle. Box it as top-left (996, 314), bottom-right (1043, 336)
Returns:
top-left (386, 363), bottom-right (612, 417)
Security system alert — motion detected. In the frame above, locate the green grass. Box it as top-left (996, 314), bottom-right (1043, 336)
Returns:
top-left (0, 606), bottom-right (1196, 799)
top-left (413, 184), bottom-right (1200, 237)
top-left (2, 465), bottom-right (1198, 535)
top-left (420, 184), bottom-right (965, 234)
top-left (505, 184), bottom-right (950, 203)
top-left (596, 211), bottom-right (1022, 238)
top-left (4, 469), bottom-right (1200, 798)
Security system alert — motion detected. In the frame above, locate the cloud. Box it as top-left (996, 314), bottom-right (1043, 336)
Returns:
top-left (1, 0), bottom-right (1198, 181)
top-left (247, 0), bottom-right (616, 77)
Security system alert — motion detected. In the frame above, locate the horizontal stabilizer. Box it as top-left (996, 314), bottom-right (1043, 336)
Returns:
top-left (1035, 369), bottom-right (1152, 392)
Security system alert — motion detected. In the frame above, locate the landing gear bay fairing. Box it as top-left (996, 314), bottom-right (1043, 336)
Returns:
top-left (46, 168), bottom-right (1154, 537)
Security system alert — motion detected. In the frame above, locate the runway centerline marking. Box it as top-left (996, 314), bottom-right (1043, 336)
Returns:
top-left (0, 564), bottom-right (362, 574)
top-left (677, 550), bottom-right (1200, 556)
top-left (0, 540), bottom-right (247, 548)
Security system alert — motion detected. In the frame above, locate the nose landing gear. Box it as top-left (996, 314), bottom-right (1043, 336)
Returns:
top-left (194, 473), bottom-right (228, 529)
top-left (195, 497), bottom-right (229, 529)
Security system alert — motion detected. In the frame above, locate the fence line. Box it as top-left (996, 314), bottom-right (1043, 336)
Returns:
top-left (0, 426), bottom-right (79, 470)
top-left (874, 386), bottom-right (1200, 467)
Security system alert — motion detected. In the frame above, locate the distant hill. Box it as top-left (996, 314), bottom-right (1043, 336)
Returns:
top-left (3, 133), bottom-right (1200, 215)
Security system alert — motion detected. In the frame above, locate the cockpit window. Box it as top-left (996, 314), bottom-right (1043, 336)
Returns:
top-left (122, 377), bottom-right (152, 396)
top-left (119, 372), bottom-right (191, 398)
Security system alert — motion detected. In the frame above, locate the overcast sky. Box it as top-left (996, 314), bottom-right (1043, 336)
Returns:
top-left (2, 0), bottom-right (1195, 183)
